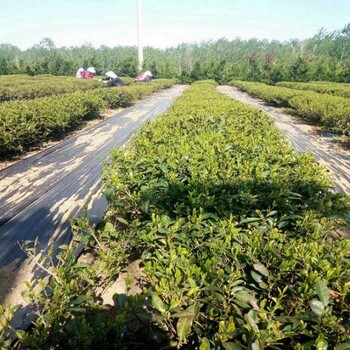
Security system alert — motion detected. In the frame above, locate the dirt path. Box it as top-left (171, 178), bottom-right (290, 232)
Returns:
top-left (218, 86), bottom-right (350, 195)
top-left (0, 85), bottom-right (187, 313)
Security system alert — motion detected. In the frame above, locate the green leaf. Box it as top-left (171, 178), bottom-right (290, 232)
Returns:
top-left (315, 280), bottom-right (330, 307)
top-left (157, 227), bottom-right (169, 234)
top-left (316, 335), bottom-right (328, 350)
top-left (222, 342), bottom-right (242, 350)
top-left (70, 295), bottom-right (89, 305)
top-left (201, 213), bottom-right (219, 221)
top-left (15, 330), bottom-right (26, 340)
top-left (235, 291), bottom-right (256, 309)
top-left (71, 263), bottom-right (90, 269)
top-left (151, 294), bottom-right (166, 313)
top-left (234, 299), bottom-right (250, 309)
top-left (235, 291), bottom-right (255, 303)
top-left (251, 271), bottom-right (262, 283)
top-left (169, 299), bottom-right (182, 310)
top-left (258, 281), bottom-right (268, 289)
top-left (188, 277), bottom-right (197, 288)
top-left (336, 344), bottom-right (350, 350)
top-left (239, 217), bottom-right (262, 224)
top-left (172, 310), bottom-right (196, 318)
top-left (226, 316), bottom-right (236, 338)
top-left (310, 299), bottom-right (324, 316)
top-left (142, 199), bottom-right (150, 213)
top-left (246, 311), bottom-right (259, 333)
top-left (253, 263), bottom-right (269, 277)
top-left (117, 217), bottom-right (128, 225)
top-left (159, 164), bottom-right (168, 172)
top-left (200, 337), bottom-right (211, 350)
top-left (104, 189), bottom-right (114, 201)
top-left (176, 304), bottom-right (198, 342)
top-left (104, 222), bottom-right (115, 232)
top-left (202, 285), bottom-right (221, 292)
top-left (177, 315), bottom-right (193, 343)
top-left (67, 307), bottom-right (86, 313)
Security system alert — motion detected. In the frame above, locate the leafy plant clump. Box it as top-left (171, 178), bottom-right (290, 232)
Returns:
top-left (277, 81), bottom-right (350, 99)
top-left (2, 81), bottom-right (349, 349)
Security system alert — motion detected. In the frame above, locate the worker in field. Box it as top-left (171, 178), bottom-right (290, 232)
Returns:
top-left (75, 67), bottom-right (84, 78)
top-left (100, 71), bottom-right (126, 87)
top-left (81, 67), bottom-right (96, 79)
top-left (135, 70), bottom-right (153, 82)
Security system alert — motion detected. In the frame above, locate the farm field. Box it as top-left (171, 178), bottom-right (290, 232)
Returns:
top-left (2, 81), bottom-right (349, 349)
top-left (0, 74), bottom-right (136, 102)
top-left (230, 81), bottom-right (350, 137)
top-left (0, 74), bottom-right (105, 102)
top-left (0, 0), bottom-right (349, 346)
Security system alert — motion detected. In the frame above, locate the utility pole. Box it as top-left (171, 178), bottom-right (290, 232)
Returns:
top-left (137, 0), bottom-right (143, 72)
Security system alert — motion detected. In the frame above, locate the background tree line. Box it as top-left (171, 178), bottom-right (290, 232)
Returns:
top-left (0, 23), bottom-right (349, 84)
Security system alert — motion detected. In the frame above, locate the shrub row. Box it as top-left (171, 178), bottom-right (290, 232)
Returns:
top-left (0, 79), bottom-right (175, 158)
top-left (0, 75), bottom-right (135, 102)
top-left (5, 81), bottom-right (349, 349)
top-left (277, 81), bottom-right (350, 98)
top-left (0, 75), bottom-right (104, 102)
top-left (231, 81), bottom-right (350, 136)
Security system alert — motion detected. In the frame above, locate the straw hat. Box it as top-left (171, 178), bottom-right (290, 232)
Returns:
top-left (87, 67), bottom-right (96, 74)
top-left (105, 71), bottom-right (118, 79)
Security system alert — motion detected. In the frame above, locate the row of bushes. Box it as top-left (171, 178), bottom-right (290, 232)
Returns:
top-left (0, 75), bottom-right (137, 103)
top-left (0, 75), bottom-right (103, 102)
top-left (3, 81), bottom-right (349, 349)
top-left (276, 81), bottom-right (350, 98)
top-left (0, 79), bottom-right (175, 158)
top-left (231, 81), bottom-right (350, 136)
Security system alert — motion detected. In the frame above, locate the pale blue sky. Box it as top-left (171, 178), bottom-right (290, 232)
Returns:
top-left (0, 0), bottom-right (349, 50)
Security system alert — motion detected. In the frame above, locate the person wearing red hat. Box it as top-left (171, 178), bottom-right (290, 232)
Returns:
top-left (82, 67), bottom-right (96, 79)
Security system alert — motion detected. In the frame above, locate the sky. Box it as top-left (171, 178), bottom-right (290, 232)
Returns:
top-left (0, 0), bottom-right (349, 50)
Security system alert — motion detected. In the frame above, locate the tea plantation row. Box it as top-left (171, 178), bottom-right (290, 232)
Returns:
top-left (276, 81), bottom-right (350, 98)
top-left (230, 81), bottom-right (350, 137)
top-left (0, 75), bottom-right (120, 102)
top-left (3, 81), bottom-right (349, 349)
top-left (0, 79), bottom-right (175, 158)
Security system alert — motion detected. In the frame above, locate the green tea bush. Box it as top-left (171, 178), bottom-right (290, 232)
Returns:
top-left (231, 81), bottom-right (350, 136)
top-left (277, 81), bottom-right (350, 98)
top-left (231, 81), bottom-right (299, 107)
top-left (0, 75), bottom-right (105, 102)
top-left (289, 93), bottom-right (350, 133)
top-left (0, 79), bottom-right (176, 158)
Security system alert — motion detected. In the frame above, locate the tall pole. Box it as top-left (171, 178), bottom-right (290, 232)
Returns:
top-left (137, 0), bottom-right (143, 72)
